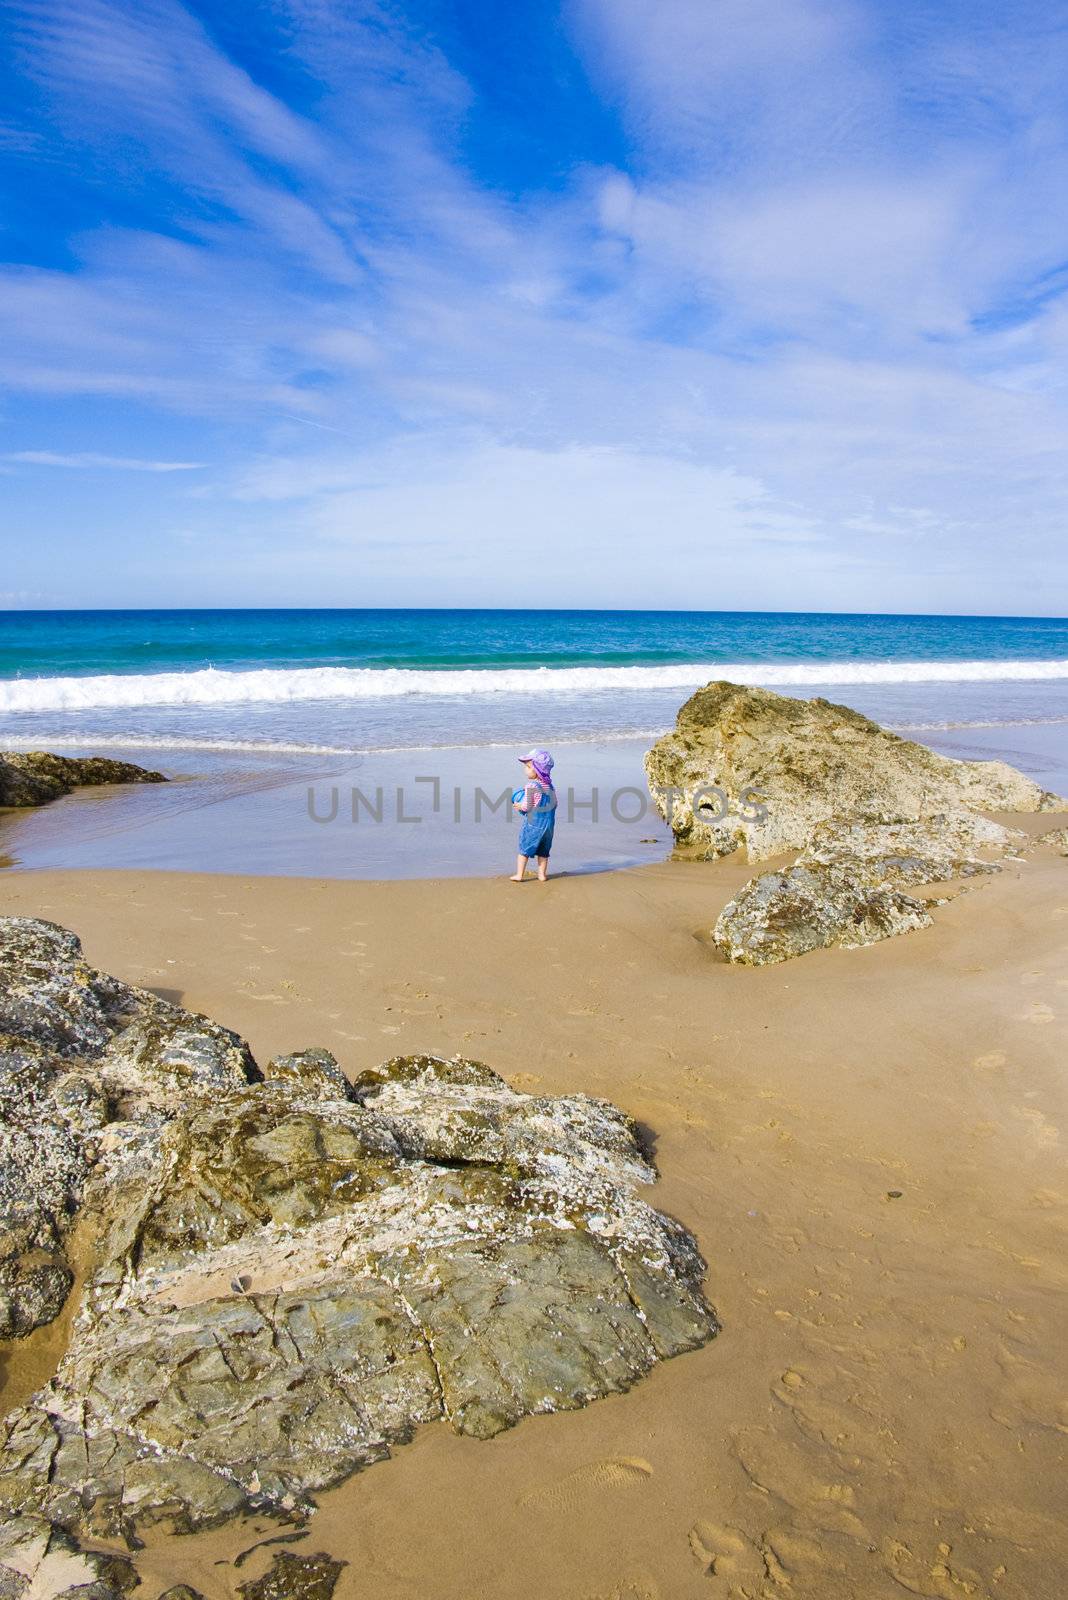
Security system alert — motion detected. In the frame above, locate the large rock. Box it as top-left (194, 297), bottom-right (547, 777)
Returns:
top-left (0, 752), bottom-right (165, 809)
top-left (0, 918), bottom-right (259, 1339)
top-left (711, 812), bottom-right (1025, 966)
top-left (713, 858), bottom-right (934, 965)
top-left (645, 682), bottom-right (1063, 862)
top-left (0, 921), bottom-right (716, 1545)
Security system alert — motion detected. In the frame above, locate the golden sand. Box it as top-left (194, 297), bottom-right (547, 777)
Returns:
top-left (1, 830), bottom-right (1066, 1599)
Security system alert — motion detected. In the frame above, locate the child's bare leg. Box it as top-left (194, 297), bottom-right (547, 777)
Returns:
top-left (536, 855), bottom-right (549, 881)
top-left (510, 855), bottom-right (528, 882)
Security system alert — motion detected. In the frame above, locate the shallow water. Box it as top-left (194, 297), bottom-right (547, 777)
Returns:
top-left (1, 723), bottom-right (1064, 881)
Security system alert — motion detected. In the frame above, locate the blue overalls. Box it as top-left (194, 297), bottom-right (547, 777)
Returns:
top-left (518, 781), bottom-right (556, 858)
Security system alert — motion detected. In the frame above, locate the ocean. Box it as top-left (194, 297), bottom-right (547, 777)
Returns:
top-left (2, 608), bottom-right (1067, 877)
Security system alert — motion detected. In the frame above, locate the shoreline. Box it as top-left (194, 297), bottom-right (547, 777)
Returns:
top-left (2, 840), bottom-right (1066, 1598)
top-left (1, 720), bottom-right (1065, 884)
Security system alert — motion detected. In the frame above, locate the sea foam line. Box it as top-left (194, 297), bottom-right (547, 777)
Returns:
top-left (3, 657), bottom-right (1068, 713)
top-left (1, 718), bottom-right (1066, 761)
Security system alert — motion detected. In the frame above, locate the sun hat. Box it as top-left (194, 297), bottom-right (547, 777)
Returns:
top-left (517, 748), bottom-right (554, 785)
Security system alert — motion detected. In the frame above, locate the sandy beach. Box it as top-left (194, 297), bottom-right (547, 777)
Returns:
top-left (2, 824), bottom-right (1065, 1600)
top-left (8, 0), bottom-right (1068, 1585)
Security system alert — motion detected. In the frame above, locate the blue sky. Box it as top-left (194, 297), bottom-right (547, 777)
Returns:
top-left (2, 0), bottom-right (1068, 612)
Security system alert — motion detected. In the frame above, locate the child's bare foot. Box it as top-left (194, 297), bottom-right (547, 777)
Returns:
top-left (509, 873), bottom-right (526, 882)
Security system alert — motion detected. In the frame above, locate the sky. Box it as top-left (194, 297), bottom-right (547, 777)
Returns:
top-left (1, 0), bottom-right (1068, 613)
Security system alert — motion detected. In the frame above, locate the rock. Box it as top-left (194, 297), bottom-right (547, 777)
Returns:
top-left (99, 1002), bottom-right (261, 1118)
top-left (711, 811), bottom-right (1031, 966)
top-left (0, 752), bottom-right (165, 809)
top-left (237, 1553), bottom-right (344, 1600)
top-left (262, 1048), bottom-right (352, 1102)
top-left (0, 924), bottom-right (716, 1545)
top-left (713, 859), bottom-right (934, 965)
top-left (645, 682), bottom-right (1064, 862)
top-left (0, 918), bottom-right (259, 1338)
top-left (0, 918), bottom-right (115, 1059)
top-left (0, 1515), bottom-right (138, 1600)
top-left (0, 1250), bottom-right (73, 1341)
top-left (0, 1034), bottom-right (92, 1338)
top-left (1035, 825), bottom-right (1068, 855)
top-left (159, 1589), bottom-right (207, 1600)
top-left (798, 811), bottom-right (1021, 881)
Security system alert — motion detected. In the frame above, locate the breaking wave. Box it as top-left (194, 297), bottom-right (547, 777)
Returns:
top-left (3, 657), bottom-right (1068, 714)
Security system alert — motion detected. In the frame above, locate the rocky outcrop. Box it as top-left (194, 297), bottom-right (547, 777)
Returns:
top-left (0, 918), bottom-right (716, 1544)
top-left (712, 812), bottom-right (1021, 965)
top-left (645, 682), bottom-right (1063, 863)
top-left (0, 918), bottom-right (259, 1339)
top-left (0, 752), bottom-right (165, 809)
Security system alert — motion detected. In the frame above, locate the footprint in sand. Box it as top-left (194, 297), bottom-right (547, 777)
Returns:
top-left (990, 1346), bottom-right (1068, 1434)
top-left (972, 1051), bottom-right (1006, 1072)
top-left (687, 1520), bottom-right (763, 1583)
top-left (520, 1456), bottom-right (652, 1512)
top-left (510, 1072), bottom-right (543, 1090)
top-left (734, 1429), bottom-right (870, 1542)
top-left (584, 1580), bottom-right (660, 1600)
top-left (1016, 1001), bottom-right (1055, 1024)
top-left (882, 1536), bottom-right (989, 1600)
top-left (1010, 1106), bottom-right (1060, 1145)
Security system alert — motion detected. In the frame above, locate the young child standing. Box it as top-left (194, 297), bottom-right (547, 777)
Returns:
top-left (510, 747), bottom-right (556, 882)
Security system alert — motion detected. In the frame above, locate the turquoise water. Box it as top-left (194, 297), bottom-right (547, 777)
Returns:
top-left (3, 607), bottom-right (1068, 678)
top-left (2, 609), bottom-right (1066, 878)
top-left (2, 608), bottom-right (1068, 755)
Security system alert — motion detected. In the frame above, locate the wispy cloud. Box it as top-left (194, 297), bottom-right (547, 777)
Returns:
top-left (5, 451), bottom-right (204, 471)
top-left (1, 0), bottom-right (1067, 608)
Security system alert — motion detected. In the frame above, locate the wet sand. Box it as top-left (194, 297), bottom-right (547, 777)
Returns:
top-left (0, 720), bottom-right (1065, 883)
top-left (1, 832), bottom-right (1067, 1600)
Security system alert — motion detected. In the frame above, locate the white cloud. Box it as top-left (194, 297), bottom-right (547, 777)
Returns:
top-left (2, 0), bottom-right (1068, 608)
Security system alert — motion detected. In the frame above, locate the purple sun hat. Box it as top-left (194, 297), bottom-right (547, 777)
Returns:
top-left (518, 747), bottom-right (554, 786)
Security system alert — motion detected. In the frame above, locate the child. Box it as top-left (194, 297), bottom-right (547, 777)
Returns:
top-left (510, 747), bottom-right (556, 882)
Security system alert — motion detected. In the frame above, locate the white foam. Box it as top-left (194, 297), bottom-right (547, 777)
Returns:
top-left (0, 729), bottom-right (667, 756)
top-left (2, 658), bottom-right (1068, 714)
top-left (0, 733), bottom-right (362, 756)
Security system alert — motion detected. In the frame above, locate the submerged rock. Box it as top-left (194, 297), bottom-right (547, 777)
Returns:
top-left (0, 752), bottom-right (165, 809)
top-left (713, 858), bottom-right (934, 965)
top-left (0, 918), bottom-right (716, 1544)
top-left (645, 682), bottom-right (1063, 862)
